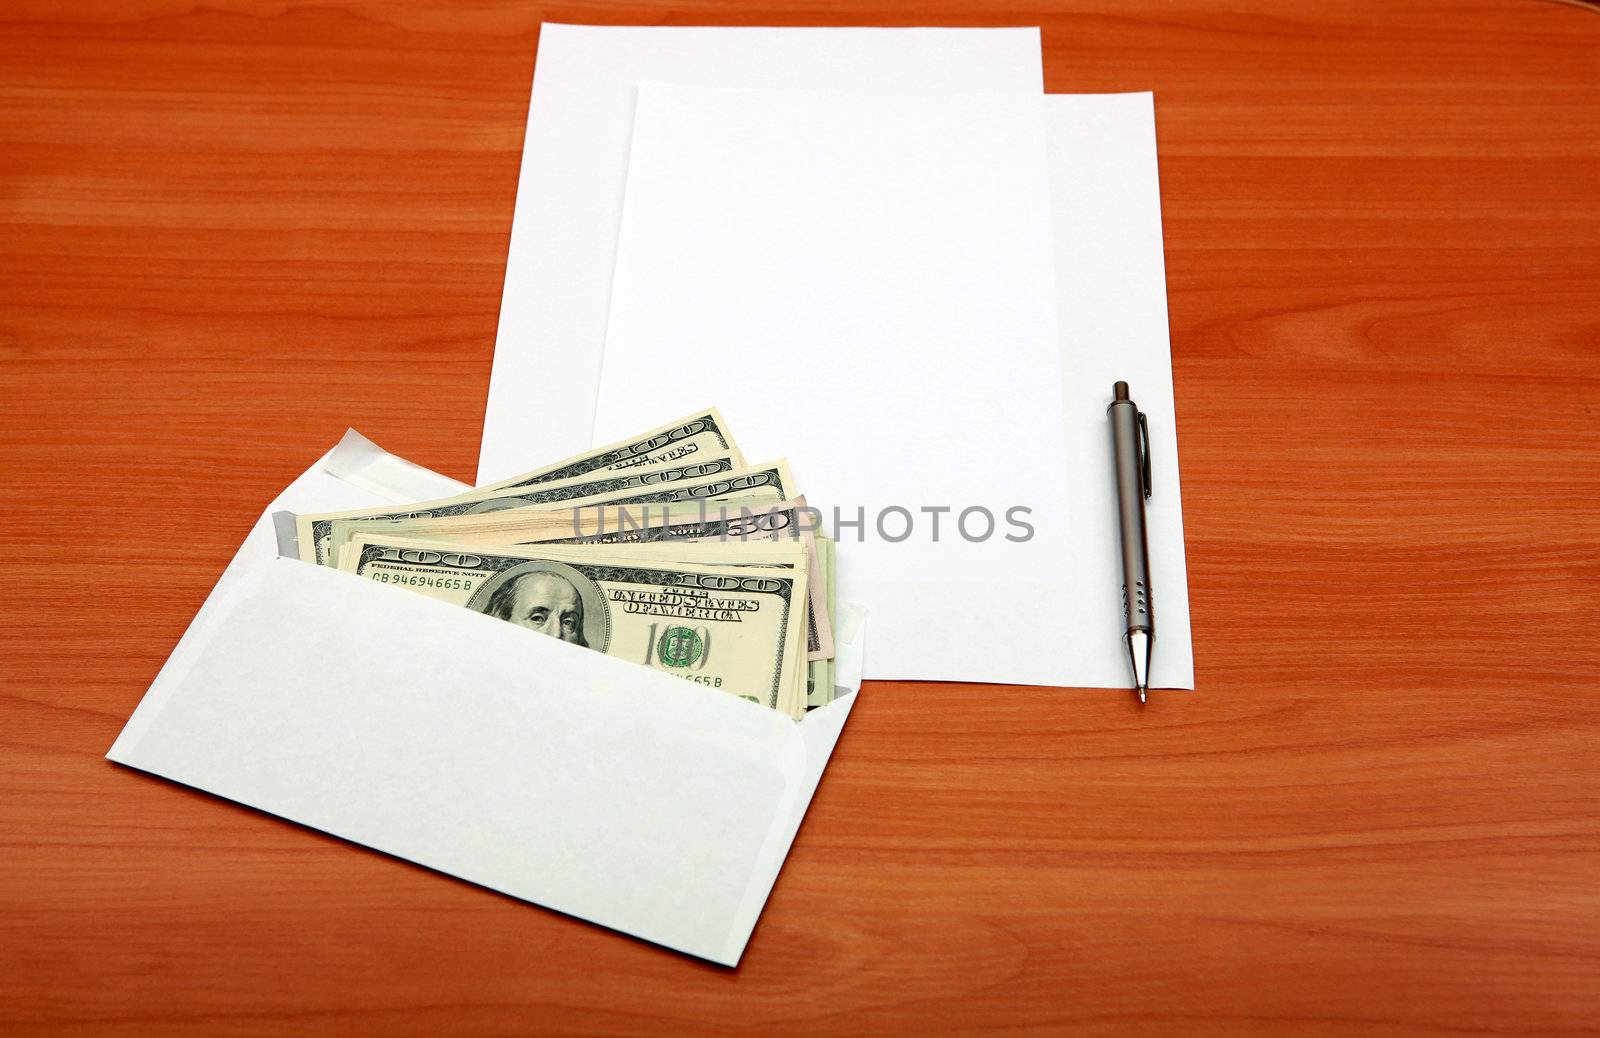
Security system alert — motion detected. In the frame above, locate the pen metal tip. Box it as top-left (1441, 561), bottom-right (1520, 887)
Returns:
top-left (1138, 686), bottom-right (1147, 704)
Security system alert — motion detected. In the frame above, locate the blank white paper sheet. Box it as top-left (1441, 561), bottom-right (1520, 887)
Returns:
top-left (594, 87), bottom-right (1195, 689)
top-left (476, 24), bottom-right (1044, 484)
top-left (597, 84), bottom-right (1072, 685)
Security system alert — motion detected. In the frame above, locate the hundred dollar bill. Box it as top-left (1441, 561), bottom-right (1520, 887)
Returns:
top-left (473, 540), bottom-right (812, 718)
top-left (337, 490), bottom-right (792, 550)
top-left (347, 497), bottom-right (833, 660)
top-left (479, 408), bottom-right (742, 490)
top-left (340, 534), bottom-right (809, 718)
top-left (554, 499), bottom-right (832, 662)
top-left (316, 459), bottom-right (796, 570)
top-left (526, 539), bottom-right (806, 571)
top-left (295, 451), bottom-right (744, 567)
top-left (567, 458), bottom-right (794, 512)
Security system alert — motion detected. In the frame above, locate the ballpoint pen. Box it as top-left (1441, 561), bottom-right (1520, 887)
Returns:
top-left (1108, 381), bottom-right (1154, 703)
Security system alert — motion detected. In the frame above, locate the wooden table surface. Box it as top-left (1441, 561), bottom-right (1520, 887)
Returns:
top-left (4, 1), bottom-right (1598, 1034)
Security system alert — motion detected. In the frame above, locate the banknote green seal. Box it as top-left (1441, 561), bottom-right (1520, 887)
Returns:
top-left (656, 626), bottom-right (704, 669)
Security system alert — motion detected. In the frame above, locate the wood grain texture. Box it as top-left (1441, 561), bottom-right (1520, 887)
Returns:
top-left (2, 1), bottom-right (1598, 1033)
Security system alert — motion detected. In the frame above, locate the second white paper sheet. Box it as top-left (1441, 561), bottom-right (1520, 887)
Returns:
top-left (597, 84), bottom-right (1075, 685)
top-left (596, 87), bottom-right (1195, 688)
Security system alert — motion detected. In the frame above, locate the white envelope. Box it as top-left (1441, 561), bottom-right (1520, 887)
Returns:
top-left (107, 432), bottom-right (861, 966)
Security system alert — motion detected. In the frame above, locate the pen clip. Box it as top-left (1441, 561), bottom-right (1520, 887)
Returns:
top-left (1137, 411), bottom-right (1152, 500)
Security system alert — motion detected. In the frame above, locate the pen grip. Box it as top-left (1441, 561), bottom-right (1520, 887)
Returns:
top-left (1109, 400), bottom-right (1153, 636)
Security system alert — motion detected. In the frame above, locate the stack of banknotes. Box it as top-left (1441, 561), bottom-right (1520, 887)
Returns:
top-left (286, 409), bottom-right (837, 719)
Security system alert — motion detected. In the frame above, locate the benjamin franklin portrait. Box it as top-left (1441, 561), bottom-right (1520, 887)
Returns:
top-left (467, 560), bottom-right (611, 651)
